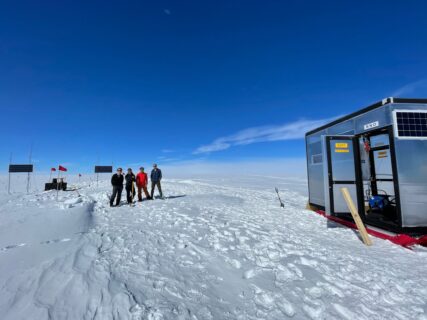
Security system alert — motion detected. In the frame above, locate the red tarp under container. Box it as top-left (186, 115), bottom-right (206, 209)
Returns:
top-left (314, 210), bottom-right (427, 248)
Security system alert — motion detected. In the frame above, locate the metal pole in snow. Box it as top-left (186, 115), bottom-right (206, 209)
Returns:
top-left (275, 187), bottom-right (285, 208)
top-left (7, 171), bottom-right (11, 195)
top-left (96, 154), bottom-right (100, 188)
top-left (27, 143), bottom-right (33, 194)
top-left (7, 153), bottom-right (12, 195)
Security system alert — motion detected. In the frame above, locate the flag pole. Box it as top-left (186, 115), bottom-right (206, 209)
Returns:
top-left (56, 167), bottom-right (60, 201)
top-left (49, 169), bottom-right (52, 183)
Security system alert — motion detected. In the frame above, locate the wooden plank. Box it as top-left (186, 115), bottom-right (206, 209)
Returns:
top-left (341, 187), bottom-right (373, 246)
top-left (306, 202), bottom-right (315, 211)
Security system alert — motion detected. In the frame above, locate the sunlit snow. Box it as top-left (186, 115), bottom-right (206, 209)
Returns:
top-left (0, 175), bottom-right (426, 319)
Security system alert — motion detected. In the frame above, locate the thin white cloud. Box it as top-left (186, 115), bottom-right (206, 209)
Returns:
top-left (193, 117), bottom-right (334, 154)
top-left (392, 79), bottom-right (427, 97)
top-left (157, 155), bottom-right (180, 162)
top-left (162, 158), bottom-right (308, 178)
top-left (126, 163), bottom-right (146, 167)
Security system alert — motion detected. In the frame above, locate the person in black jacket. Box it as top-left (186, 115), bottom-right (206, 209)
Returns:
top-left (125, 168), bottom-right (136, 204)
top-left (150, 164), bottom-right (163, 199)
top-left (110, 168), bottom-right (124, 207)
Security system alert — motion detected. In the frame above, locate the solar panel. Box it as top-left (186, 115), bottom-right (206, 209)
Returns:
top-left (9, 164), bottom-right (33, 173)
top-left (94, 166), bottom-right (113, 173)
top-left (395, 111), bottom-right (427, 138)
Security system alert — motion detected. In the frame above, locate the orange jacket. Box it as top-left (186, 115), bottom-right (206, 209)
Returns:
top-left (136, 172), bottom-right (148, 187)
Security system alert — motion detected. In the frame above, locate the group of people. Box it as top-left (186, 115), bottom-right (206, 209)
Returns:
top-left (110, 164), bottom-right (163, 207)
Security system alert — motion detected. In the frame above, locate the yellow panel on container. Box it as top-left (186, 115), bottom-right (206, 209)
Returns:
top-left (335, 143), bottom-right (348, 149)
top-left (335, 149), bottom-right (350, 153)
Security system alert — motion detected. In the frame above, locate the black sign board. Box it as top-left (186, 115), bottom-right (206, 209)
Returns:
top-left (95, 165), bottom-right (113, 173)
top-left (9, 164), bottom-right (33, 173)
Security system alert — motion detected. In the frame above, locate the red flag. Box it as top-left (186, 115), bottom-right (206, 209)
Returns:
top-left (51, 168), bottom-right (56, 172)
top-left (59, 165), bottom-right (67, 172)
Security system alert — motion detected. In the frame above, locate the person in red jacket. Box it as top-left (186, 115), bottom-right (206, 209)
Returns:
top-left (136, 167), bottom-right (151, 201)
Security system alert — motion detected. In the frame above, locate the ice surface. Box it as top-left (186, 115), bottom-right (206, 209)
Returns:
top-left (0, 175), bottom-right (426, 319)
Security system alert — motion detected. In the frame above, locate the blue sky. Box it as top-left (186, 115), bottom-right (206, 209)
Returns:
top-left (1, 0), bottom-right (427, 174)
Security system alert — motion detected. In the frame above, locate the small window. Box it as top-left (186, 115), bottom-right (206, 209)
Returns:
top-left (370, 134), bottom-right (389, 147)
top-left (394, 110), bottom-right (427, 139)
top-left (312, 154), bottom-right (323, 164)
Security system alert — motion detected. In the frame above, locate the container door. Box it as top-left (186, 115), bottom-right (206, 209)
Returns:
top-left (326, 136), bottom-right (364, 217)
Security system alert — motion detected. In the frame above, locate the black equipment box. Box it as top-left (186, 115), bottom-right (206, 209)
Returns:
top-left (45, 182), bottom-right (67, 191)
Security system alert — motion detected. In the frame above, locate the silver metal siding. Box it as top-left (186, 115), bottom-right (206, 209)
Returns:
top-left (390, 103), bottom-right (427, 227)
top-left (307, 131), bottom-right (326, 206)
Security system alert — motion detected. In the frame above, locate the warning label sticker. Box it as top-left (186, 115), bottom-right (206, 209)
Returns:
top-left (378, 151), bottom-right (388, 158)
top-left (335, 143), bottom-right (348, 149)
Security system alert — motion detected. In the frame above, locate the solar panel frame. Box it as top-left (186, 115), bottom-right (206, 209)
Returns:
top-left (393, 110), bottom-right (427, 140)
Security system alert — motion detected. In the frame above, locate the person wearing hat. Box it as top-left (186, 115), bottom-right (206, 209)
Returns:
top-left (125, 168), bottom-right (136, 204)
top-left (150, 163), bottom-right (163, 199)
top-left (110, 167), bottom-right (124, 207)
top-left (136, 167), bottom-right (151, 201)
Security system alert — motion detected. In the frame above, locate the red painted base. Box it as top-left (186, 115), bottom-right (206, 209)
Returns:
top-left (314, 210), bottom-right (427, 248)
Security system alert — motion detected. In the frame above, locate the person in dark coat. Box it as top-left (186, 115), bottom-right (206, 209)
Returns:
top-left (150, 163), bottom-right (163, 199)
top-left (125, 168), bottom-right (136, 204)
top-left (110, 168), bottom-right (124, 207)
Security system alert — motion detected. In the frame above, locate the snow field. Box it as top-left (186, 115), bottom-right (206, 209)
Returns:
top-left (0, 177), bottom-right (426, 319)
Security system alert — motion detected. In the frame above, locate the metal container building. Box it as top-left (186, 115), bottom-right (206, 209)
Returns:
top-left (306, 97), bottom-right (427, 235)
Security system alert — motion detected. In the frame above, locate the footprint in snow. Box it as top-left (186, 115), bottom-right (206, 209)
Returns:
top-left (307, 286), bottom-right (324, 299)
top-left (299, 257), bottom-right (319, 268)
top-left (332, 304), bottom-right (359, 320)
top-left (40, 238), bottom-right (72, 245)
top-left (243, 269), bottom-right (258, 279)
top-left (1, 243), bottom-right (26, 252)
top-left (303, 304), bottom-right (324, 320)
top-left (254, 292), bottom-right (275, 310)
top-left (225, 257), bottom-right (242, 269)
top-left (276, 298), bottom-right (296, 317)
top-left (275, 265), bottom-right (296, 283)
top-left (318, 282), bottom-right (345, 298)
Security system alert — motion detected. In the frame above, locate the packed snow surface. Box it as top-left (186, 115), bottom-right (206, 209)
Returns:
top-left (0, 176), bottom-right (426, 320)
